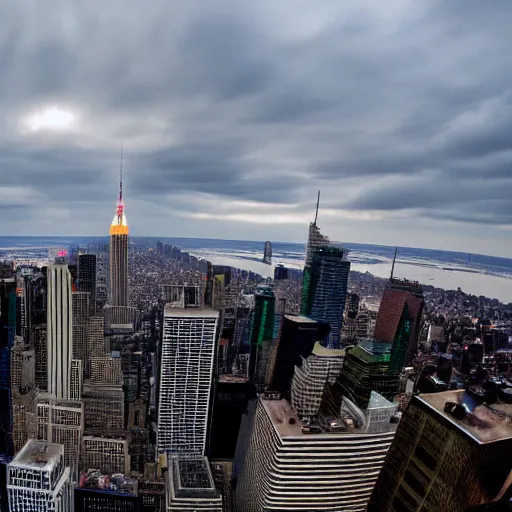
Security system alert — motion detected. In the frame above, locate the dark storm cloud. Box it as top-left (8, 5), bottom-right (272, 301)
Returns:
top-left (428, 199), bottom-right (512, 226)
top-left (26, 40), bottom-right (77, 97)
top-left (134, 143), bottom-right (245, 195)
top-left (1, 0), bottom-right (512, 235)
top-left (173, 15), bottom-right (276, 101)
top-left (0, 140), bottom-right (116, 205)
top-left (0, 144), bottom-right (106, 185)
top-left (133, 142), bottom-right (299, 204)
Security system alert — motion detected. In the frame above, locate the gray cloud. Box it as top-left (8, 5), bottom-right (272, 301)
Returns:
top-left (0, 0), bottom-right (511, 250)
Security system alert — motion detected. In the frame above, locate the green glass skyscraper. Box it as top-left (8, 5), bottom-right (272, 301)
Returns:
top-left (251, 288), bottom-right (275, 346)
top-left (301, 246), bottom-right (351, 348)
top-left (248, 286), bottom-right (275, 381)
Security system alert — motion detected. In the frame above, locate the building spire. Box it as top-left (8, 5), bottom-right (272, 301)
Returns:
top-left (314, 190), bottom-right (320, 225)
top-left (119, 143), bottom-right (123, 202)
top-left (390, 247), bottom-right (398, 280)
top-left (110, 143), bottom-right (129, 235)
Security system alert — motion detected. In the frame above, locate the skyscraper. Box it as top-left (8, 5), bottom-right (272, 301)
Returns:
top-left (374, 277), bottom-right (424, 363)
top-left (87, 316), bottom-right (105, 359)
top-left (36, 398), bottom-right (83, 479)
top-left (305, 191), bottom-right (329, 265)
top-left (83, 355), bottom-right (124, 431)
top-left (263, 241), bottom-right (272, 265)
top-left (301, 246), bottom-right (351, 348)
top-left (109, 158), bottom-right (129, 308)
top-left (47, 259), bottom-right (73, 400)
top-left (235, 396), bottom-right (396, 512)
top-left (70, 359), bottom-right (83, 401)
top-left (273, 264), bottom-right (289, 281)
top-left (88, 241), bottom-right (109, 311)
top-left (290, 341), bottom-right (345, 421)
top-left (157, 295), bottom-right (219, 455)
top-left (72, 291), bottom-right (89, 364)
top-left (266, 315), bottom-right (329, 398)
top-left (34, 325), bottom-right (47, 391)
top-left (343, 292), bottom-right (360, 343)
top-left (248, 286), bottom-right (275, 381)
top-left (77, 254), bottom-right (96, 314)
top-left (83, 380), bottom-right (124, 432)
top-left (321, 339), bottom-right (402, 411)
top-left (80, 435), bottom-right (130, 474)
top-left (7, 440), bottom-right (73, 512)
top-left (166, 455), bottom-right (223, 511)
top-left (0, 262), bottom-right (17, 457)
top-left (369, 391), bottom-right (512, 511)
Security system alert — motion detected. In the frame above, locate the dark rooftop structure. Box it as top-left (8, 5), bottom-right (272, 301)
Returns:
top-left (178, 459), bottom-right (211, 490)
top-left (167, 455), bottom-right (222, 511)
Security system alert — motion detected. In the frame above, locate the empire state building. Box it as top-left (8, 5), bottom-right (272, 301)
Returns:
top-left (109, 169), bottom-right (129, 308)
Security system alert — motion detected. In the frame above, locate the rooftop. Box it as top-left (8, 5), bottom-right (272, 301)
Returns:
top-left (168, 456), bottom-right (219, 500)
top-left (367, 390), bottom-right (395, 410)
top-left (351, 339), bottom-right (393, 363)
top-left (262, 398), bottom-right (393, 439)
top-left (218, 374), bottom-right (249, 383)
top-left (419, 390), bottom-right (512, 444)
top-left (108, 323), bottom-right (133, 330)
top-left (78, 469), bottom-right (137, 495)
top-left (10, 440), bottom-right (62, 471)
top-left (284, 314), bottom-right (317, 324)
top-left (312, 341), bottom-right (347, 358)
top-left (164, 305), bottom-right (219, 318)
top-left (178, 459), bottom-right (212, 489)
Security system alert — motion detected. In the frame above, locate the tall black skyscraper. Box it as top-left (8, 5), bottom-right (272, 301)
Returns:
top-left (78, 254), bottom-right (97, 314)
top-left (266, 315), bottom-right (329, 398)
top-left (0, 262), bottom-right (16, 457)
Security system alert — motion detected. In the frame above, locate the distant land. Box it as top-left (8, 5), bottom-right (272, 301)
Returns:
top-left (1, 236), bottom-right (511, 303)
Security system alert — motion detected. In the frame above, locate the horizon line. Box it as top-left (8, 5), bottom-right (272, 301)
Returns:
top-left (0, 235), bottom-right (510, 262)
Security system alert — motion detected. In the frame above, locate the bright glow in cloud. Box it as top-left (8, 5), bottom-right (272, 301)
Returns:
top-left (181, 211), bottom-right (307, 224)
top-left (178, 208), bottom-right (392, 224)
top-left (26, 107), bottom-right (76, 131)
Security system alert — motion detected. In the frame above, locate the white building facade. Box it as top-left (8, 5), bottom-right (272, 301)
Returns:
top-left (47, 262), bottom-right (73, 400)
top-left (291, 342), bottom-right (345, 421)
top-left (157, 306), bottom-right (219, 455)
top-left (7, 440), bottom-right (73, 512)
top-left (236, 398), bottom-right (396, 512)
top-left (36, 397), bottom-right (84, 481)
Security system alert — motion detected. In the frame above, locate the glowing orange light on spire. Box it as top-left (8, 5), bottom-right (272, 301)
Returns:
top-left (110, 144), bottom-right (129, 235)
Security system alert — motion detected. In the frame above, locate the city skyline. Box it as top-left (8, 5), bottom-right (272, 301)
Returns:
top-left (1, 1), bottom-right (512, 257)
top-left (1, 213), bottom-right (512, 509)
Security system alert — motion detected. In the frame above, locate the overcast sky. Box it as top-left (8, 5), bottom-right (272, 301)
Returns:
top-left (1, 1), bottom-right (511, 256)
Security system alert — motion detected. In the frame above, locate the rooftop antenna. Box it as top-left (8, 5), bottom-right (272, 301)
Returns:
top-left (314, 190), bottom-right (320, 225)
top-left (119, 143), bottom-right (123, 202)
top-left (390, 247), bottom-right (398, 280)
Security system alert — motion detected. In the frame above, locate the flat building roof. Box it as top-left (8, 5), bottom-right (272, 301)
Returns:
top-left (10, 440), bottom-right (62, 471)
top-left (164, 305), bottom-right (219, 318)
top-left (284, 314), bottom-right (317, 324)
top-left (312, 341), bottom-right (347, 358)
top-left (419, 390), bottom-right (512, 444)
top-left (168, 455), bottom-right (219, 500)
top-left (262, 398), bottom-right (394, 439)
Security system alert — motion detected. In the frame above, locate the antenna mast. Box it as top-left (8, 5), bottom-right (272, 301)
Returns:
top-left (314, 190), bottom-right (320, 225)
top-left (119, 143), bottom-right (123, 202)
top-left (390, 247), bottom-right (398, 280)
